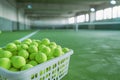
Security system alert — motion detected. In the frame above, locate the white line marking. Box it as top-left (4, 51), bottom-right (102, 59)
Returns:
top-left (19, 30), bottom-right (39, 41)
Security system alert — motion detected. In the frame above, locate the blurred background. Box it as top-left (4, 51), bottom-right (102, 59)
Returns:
top-left (0, 0), bottom-right (120, 31)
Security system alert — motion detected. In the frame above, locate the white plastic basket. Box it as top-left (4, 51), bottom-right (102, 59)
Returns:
top-left (0, 50), bottom-right (73, 80)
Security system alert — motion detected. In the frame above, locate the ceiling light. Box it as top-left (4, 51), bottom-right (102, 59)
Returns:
top-left (110, 0), bottom-right (116, 5)
top-left (27, 4), bottom-right (32, 9)
top-left (90, 8), bottom-right (95, 12)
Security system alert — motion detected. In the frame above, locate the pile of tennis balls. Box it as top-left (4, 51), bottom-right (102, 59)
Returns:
top-left (0, 38), bottom-right (70, 72)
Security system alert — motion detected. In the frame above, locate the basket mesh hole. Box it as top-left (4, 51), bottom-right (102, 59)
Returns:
top-left (40, 70), bottom-right (44, 76)
top-left (57, 67), bottom-right (59, 71)
top-left (52, 65), bottom-right (54, 69)
top-left (35, 73), bottom-right (38, 78)
top-left (40, 77), bottom-right (43, 80)
top-left (52, 69), bottom-right (57, 75)
top-left (52, 63), bottom-right (57, 69)
top-left (62, 64), bottom-right (65, 68)
top-left (49, 66), bottom-right (51, 70)
top-left (31, 74), bottom-right (34, 79)
top-left (52, 73), bottom-right (57, 79)
top-left (62, 59), bottom-right (64, 63)
top-left (60, 74), bottom-right (63, 77)
top-left (46, 74), bottom-right (49, 78)
top-left (55, 64), bottom-right (57, 67)
top-left (58, 61), bottom-right (60, 65)
top-left (59, 75), bottom-right (60, 78)
top-left (60, 65), bottom-right (62, 69)
top-left (49, 73), bottom-right (51, 75)
top-left (52, 76), bottom-right (54, 79)
top-left (46, 67), bottom-right (49, 72)
top-left (56, 77), bottom-right (58, 80)
top-left (46, 66), bottom-right (51, 72)
top-left (52, 71), bottom-right (54, 74)
top-left (40, 76), bottom-right (45, 80)
top-left (48, 78), bottom-right (50, 80)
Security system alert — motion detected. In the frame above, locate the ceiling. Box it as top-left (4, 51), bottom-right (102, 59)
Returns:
top-left (16, 0), bottom-right (119, 20)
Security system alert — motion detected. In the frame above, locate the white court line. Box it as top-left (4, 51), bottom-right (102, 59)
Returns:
top-left (19, 30), bottom-right (39, 41)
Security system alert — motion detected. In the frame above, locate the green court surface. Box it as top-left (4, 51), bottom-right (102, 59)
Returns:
top-left (0, 31), bottom-right (34, 47)
top-left (1, 30), bottom-right (120, 80)
top-left (30, 30), bottom-right (120, 80)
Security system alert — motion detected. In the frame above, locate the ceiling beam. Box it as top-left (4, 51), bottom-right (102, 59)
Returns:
top-left (16, 0), bottom-right (109, 4)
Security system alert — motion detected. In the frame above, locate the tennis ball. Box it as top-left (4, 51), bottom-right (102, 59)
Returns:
top-left (49, 45), bottom-right (56, 50)
top-left (29, 53), bottom-right (37, 60)
top-left (20, 44), bottom-right (29, 50)
top-left (11, 56), bottom-right (26, 69)
top-left (47, 55), bottom-right (54, 60)
top-left (24, 38), bottom-right (32, 43)
top-left (62, 48), bottom-right (70, 53)
top-left (46, 49), bottom-right (54, 60)
top-left (26, 59), bottom-right (29, 63)
top-left (35, 52), bottom-right (47, 63)
top-left (33, 39), bottom-right (41, 44)
top-left (21, 64), bottom-right (33, 71)
top-left (14, 40), bottom-right (21, 45)
top-left (28, 60), bottom-right (38, 66)
top-left (41, 46), bottom-right (51, 56)
top-left (0, 50), bottom-right (12, 58)
top-left (28, 45), bottom-right (38, 53)
top-left (30, 41), bottom-right (38, 47)
top-left (26, 38), bottom-right (32, 42)
top-left (9, 68), bottom-right (18, 72)
top-left (41, 38), bottom-right (50, 45)
top-left (49, 42), bottom-right (57, 47)
top-left (49, 42), bottom-right (57, 50)
top-left (18, 49), bottom-right (29, 59)
top-left (23, 39), bottom-right (32, 45)
top-left (12, 50), bottom-right (18, 56)
top-left (16, 45), bottom-right (21, 50)
top-left (53, 47), bottom-right (63, 57)
top-left (22, 42), bottom-right (30, 46)
top-left (0, 58), bottom-right (11, 70)
top-left (6, 43), bottom-right (17, 52)
top-left (57, 45), bottom-right (62, 50)
top-left (38, 44), bottom-right (46, 51)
